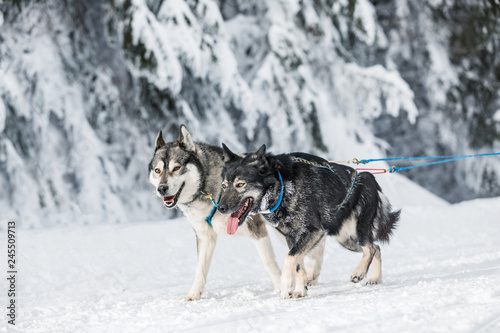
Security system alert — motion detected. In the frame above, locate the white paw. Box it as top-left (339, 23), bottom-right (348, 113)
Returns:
top-left (292, 285), bottom-right (308, 298)
top-left (182, 292), bottom-right (201, 301)
top-left (280, 279), bottom-right (293, 299)
top-left (280, 290), bottom-right (292, 299)
top-left (366, 277), bottom-right (382, 285)
top-left (280, 275), bottom-right (294, 299)
top-left (307, 276), bottom-right (319, 286)
top-left (350, 270), bottom-right (367, 283)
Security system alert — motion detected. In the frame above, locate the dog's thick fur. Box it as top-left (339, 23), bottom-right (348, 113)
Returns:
top-left (149, 125), bottom-right (286, 300)
top-left (218, 144), bottom-right (400, 299)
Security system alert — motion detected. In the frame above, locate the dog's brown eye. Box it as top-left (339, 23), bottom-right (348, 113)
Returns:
top-left (222, 183), bottom-right (227, 190)
top-left (236, 182), bottom-right (246, 188)
top-left (154, 168), bottom-right (161, 174)
top-left (172, 165), bottom-right (181, 172)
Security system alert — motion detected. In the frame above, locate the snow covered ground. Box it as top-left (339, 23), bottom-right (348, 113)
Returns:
top-left (3, 176), bottom-right (500, 333)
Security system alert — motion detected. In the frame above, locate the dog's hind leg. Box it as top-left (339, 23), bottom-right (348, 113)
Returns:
top-left (185, 229), bottom-right (217, 301)
top-left (366, 244), bottom-right (382, 285)
top-left (306, 236), bottom-right (326, 286)
top-left (350, 243), bottom-right (377, 284)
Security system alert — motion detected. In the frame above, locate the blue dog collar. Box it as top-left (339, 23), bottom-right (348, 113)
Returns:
top-left (260, 171), bottom-right (283, 214)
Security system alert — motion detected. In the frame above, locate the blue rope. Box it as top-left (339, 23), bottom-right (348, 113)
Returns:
top-left (349, 152), bottom-right (500, 173)
top-left (360, 152), bottom-right (500, 165)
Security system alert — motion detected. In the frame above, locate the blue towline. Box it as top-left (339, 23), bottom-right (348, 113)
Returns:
top-left (354, 152), bottom-right (500, 173)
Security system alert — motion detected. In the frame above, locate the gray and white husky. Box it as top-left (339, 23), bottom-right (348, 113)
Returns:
top-left (217, 144), bottom-right (400, 299)
top-left (148, 125), bottom-right (324, 300)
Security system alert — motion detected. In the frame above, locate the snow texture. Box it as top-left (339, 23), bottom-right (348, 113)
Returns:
top-left (1, 178), bottom-right (500, 332)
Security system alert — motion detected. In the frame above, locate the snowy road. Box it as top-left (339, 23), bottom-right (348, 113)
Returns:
top-left (2, 192), bottom-right (500, 332)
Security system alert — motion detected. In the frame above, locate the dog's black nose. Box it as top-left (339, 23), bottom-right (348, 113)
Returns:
top-left (157, 185), bottom-right (169, 196)
top-left (218, 204), bottom-right (227, 214)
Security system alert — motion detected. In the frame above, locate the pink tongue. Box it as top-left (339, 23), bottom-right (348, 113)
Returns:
top-left (227, 215), bottom-right (239, 235)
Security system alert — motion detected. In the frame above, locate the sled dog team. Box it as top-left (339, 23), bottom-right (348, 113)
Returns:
top-left (149, 125), bottom-right (400, 300)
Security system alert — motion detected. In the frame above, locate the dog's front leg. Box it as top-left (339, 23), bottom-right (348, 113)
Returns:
top-left (292, 259), bottom-right (308, 298)
top-left (281, 231), bottom-right (324, 299)
top-left (185, 229), bottom-right (217, 301)
top-left (280, 254), bottom-right (301, 299)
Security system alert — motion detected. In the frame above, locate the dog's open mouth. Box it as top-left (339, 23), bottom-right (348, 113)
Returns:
top-left (227, 197), bottom-right (253, 235)
top-left (162, 183), bottom-right (184, 208)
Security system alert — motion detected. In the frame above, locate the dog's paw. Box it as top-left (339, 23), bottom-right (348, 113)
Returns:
top-left (350, 274), bottom-right (365, 283)
top-left (366, 278), bottom-right (382, 285)
top-left (182, 293), bottom-right (201, 301)
top-left (307, 278), bottom-right (318, 287)
top-left (280, 290), bottom-right (293, 299)
top-left (292, 291), bottom-right (307, 299)
top-left (292, 286), bottom-right (308, 299)
top-left (306, 271), bottom-right (320, 286)
top-left (280, 276), bottom-right (294, 299)
top-left (292, 283), bottom-right (308, 298)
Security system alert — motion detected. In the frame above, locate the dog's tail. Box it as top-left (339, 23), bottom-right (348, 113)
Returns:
top-left (376, 192), bottom-right (401, 243)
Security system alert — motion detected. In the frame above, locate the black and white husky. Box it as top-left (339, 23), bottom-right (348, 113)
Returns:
top-left (217, 144), bottom-right (400, 299)
top-left (148, 125), bottom-right (325, 300)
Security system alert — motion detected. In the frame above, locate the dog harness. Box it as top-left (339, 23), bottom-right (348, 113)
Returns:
top-left (201, 192), bottom-right (220, 226)
top-left (290, 156), bottom-right (357, 214)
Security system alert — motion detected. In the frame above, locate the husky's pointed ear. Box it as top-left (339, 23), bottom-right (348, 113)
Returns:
top-left (256, 144), bottom-right (266, 157)
top-left (179, 124), bottom-right (196, 152)
top-left (155, 130), bottom-right (166, 151)
top-left (255, 144), bottom-right (270, 174)
top-left (222, 143), bottom-right (238, 163)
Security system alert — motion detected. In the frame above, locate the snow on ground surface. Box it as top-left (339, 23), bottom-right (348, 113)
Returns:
top-left (2, 178), bottom-right (500, 333)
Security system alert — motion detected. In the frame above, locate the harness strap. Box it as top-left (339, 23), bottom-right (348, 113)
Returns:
top-left (335, 170), bottom-right (357, 213)
top-left (290, 156), bottom-right (357, 214)
top-left (206, 204), bottom-right (218, 226)
top-left (201, 191), bottom-right (220, 226)
top-left (290, 157), bottom-right (335, 172)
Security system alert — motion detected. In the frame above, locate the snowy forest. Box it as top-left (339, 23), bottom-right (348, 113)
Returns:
top-left (1, 0), bottom-right (499, 228)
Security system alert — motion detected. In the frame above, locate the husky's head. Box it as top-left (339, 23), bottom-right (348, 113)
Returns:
top-left (148, 125), bottom-right (202, 209)
top-left (218, 144), bottom-right (279, 235)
